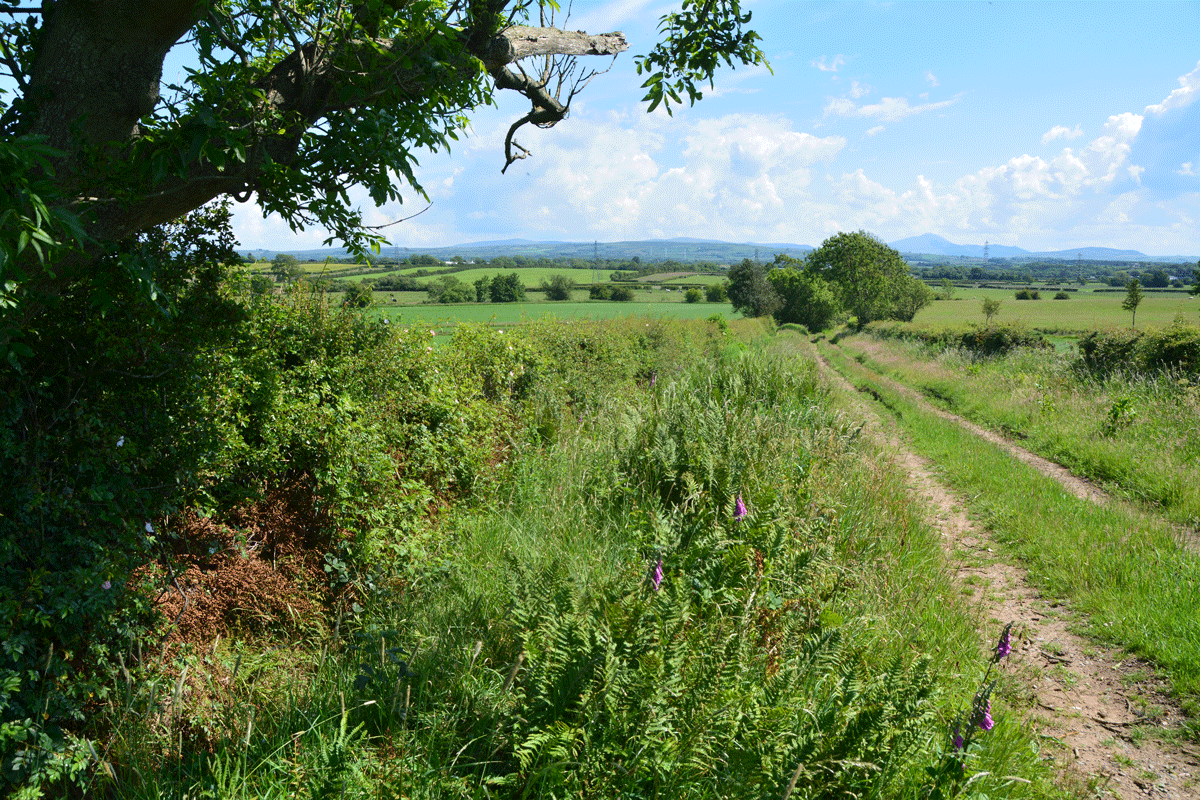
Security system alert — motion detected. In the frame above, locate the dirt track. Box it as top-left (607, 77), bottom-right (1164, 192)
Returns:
top-left (808, 338), bottom-right (1200, 799)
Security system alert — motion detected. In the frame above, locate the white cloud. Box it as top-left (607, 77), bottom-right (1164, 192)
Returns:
top-left (866, 126), bottom-right (885, 137)
top-left (848, 80), bottom-right (871, 99)
top-left (812, 54), bottom-right (846, 73)
top-left (1180, 162), bottom-right (1197, 176)
top-left (1041, 124), bottom-right (1083, 145)
top-left (924, 71), bottom-right (939, 87)
top-left (1144, 59), bottom-right (1200, 115)
top-left (824, 94), bottom-right (961, 122)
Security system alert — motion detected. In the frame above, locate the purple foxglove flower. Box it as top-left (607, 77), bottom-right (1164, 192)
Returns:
top-left (995, 624), bottom-right (1012, 661)
top-left (952, 725), bottom-right (964, 751)
top-left (101, 580), bottom-right (112, 591)
top-left (652, 558), bottom-right (663, 591)
top-left (975, 699), bottom-right (994, 731)
top-left (734, 494), bottom-right (747, 520)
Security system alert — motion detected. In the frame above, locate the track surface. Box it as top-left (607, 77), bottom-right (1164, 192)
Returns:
top-left (809, 337), bottom-right (1200, 799)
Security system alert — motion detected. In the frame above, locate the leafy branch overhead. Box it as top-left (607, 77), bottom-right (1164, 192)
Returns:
top-left (634, 0), bottom-right (770, 114)
top-left (0, 0), bottom-right (763, 284)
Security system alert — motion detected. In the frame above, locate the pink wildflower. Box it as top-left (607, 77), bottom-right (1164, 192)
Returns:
top-left (101, 580), bottom-right (112, 591)
top-left (651, 558), bottom-right (663, 591)
top-left (995, 623), bottom-right (1013, 661)
top-left (734, 494), bottom-right (747, 520)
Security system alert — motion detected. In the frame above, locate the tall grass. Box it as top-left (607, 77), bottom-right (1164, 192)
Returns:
top-left (819, 338), bottom-right (1200, 716)
top-left (837, 333), bottom-right (1200, 530)
top-left (95, 334), bottom-right (1066, 799)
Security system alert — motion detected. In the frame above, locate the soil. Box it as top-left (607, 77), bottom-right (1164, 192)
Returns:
top-left (808, 338), bottom-right (1200, 799)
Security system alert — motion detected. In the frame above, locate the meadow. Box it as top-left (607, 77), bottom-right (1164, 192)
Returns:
top-left (376, 297), bottom-right (741, 328)
top-left (916, 287), bottom-right (1197, 331)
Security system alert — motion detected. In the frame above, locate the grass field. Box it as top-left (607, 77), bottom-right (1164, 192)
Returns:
top-left (917, 288), bottom-right (1197, 331)
top-left (377, 299), bottom-right (741, 328)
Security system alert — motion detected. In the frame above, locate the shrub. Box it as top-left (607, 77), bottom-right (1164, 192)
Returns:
top-left (684, 287), bottom-right (703, 303)
top-left (1053, 291), bottom-right (1070, 300)
top-left (1014, 289), bottom-right (1040, 300)
top-left (705, 281), bottom-right (728, 302)
top-left (866, 322), bottom-right (1050, 356)
top-left (589, 284), bottom-right (612, 300)
top-left (541, 274), bottom-right (575, 300)
top-left (1077, 322), bottom-right (1200, 377)
top-left (610, 285), bottom-right (635, 302)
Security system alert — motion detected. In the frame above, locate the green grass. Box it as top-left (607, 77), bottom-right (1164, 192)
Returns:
top-left (99, 329), bottom-right (1067, 800)
top-left (834, 333), bottom-right (1200, 530)
top-left (817, 336), bottom-right (1200, 710)
top-left (918, 288), bottom-right (1198, 331)
top-left (376, 299), bottom-right (741, 328)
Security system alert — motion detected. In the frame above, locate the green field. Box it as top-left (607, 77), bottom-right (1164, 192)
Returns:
top-left (377, 299), bottom-right (741, 328)
top-left (916, 287), bottom-right (1197, 331)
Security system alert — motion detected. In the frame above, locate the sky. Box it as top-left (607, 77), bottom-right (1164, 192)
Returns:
top-left (231, 1), bottom-right (1200, 256)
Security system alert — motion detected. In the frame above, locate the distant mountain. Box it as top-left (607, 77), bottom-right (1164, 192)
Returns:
top-left (242, 235), bottom-right (1194, 265)
top-left (244, 238), bottom-right (815, 264)
top-left (888, 234), bottom-right (1195, 263)
top-left (888, 234), bottom-right (1028, 258)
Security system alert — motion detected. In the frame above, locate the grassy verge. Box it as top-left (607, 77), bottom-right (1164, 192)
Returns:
top-left (817, 336), bottom-right (1200, 720)
top-left (833, 331), bottom-right (1200, 530)
top-left (99, 333), bottom-right (1066, 799)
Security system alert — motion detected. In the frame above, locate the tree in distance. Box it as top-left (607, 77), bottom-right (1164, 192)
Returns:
top-left (1123, 279), bottom-right (1144, 328)
top-left (270, 253), bottom-right (304, 283)
top-left (766, 256), bottom-right (840, 331)
top-left (940, 278), bottom-right (955, 300)
top-left (727, 258), bottom-right (780, 318)
top-left (341, 282), bottom-right (373, 308)
top-left (705, 281), bottom-right (729, 303)
top-left (490, 273), bottom-right (526, 303)
top-left (610, 285), bottom-right (635, 302)
top-left (428, 275), bottom-right (474, 304)
top-left (590, 284), bottom-right (613, 300)
top-left (542, 274), bottom-right (575, 301)
top-left (804, 231), bottom-right (929, 327)
top-left (982, 297), bottom-right (1002, 324)
top-left (684, 287), bottom-right (703, 303)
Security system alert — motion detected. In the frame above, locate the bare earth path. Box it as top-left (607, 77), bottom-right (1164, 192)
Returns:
top-left (806, 339), bottom-right (1200, 799)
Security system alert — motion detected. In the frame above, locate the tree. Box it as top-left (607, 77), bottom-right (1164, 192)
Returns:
top-left (474, 275), bottom-right (493, 302)
top-left (727, 258), bottom-right (780, 318)
top-left (428, 275), bottom-right (473, 303)
top-left (705, 281), bottom-right (729, 303)
top-left (1144, 269), bottom-right (1170, 288)
top-left (804, 231), bottom-right (912, 327)
top-left (489, 272), bottom-right (525, 303)
top-left (1122, 279), bottom-right (1144, 328)
top-left (684, 287), bottom-right (703, 303)
top-left (342, 281), bottom-right (373, 308)
top-left (1191, 262), bottom-right (1200, 297)
top-left (0, 1), bottom-right (767, 360)
top-left (610, 285), bottom-right (635, 301)
top-left (270, 253), bottom-right (303, 282)
top-left (982, 297), bottom-right (1001, 323)
top-left (541, 274), bottom-right (575, 300)
top-left (766, 257), bottom-right (840, 330)
top-left (889, 276), bottom-right (934, 322)
top-left (940, 278), bottom-right (955, 300)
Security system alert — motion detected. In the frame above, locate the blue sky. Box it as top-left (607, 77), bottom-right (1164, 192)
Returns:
top-left (233, 1), bottom-right (1200, 256)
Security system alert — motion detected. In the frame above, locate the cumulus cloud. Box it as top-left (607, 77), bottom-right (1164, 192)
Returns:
top-left (1144, 59), bottom-right (1200, 115)
top-left (812, 54), bottom-right (846, 72)
top-left (924, 71), bottom-right (939, 87)
top-left (866, 126), bottom-right (885, 137)
top-left (1041, 124), bottom-right (1084, 145)
top-left (1180, 162), bottom-right (1196, 176)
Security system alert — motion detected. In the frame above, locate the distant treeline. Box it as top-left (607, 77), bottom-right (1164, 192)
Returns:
top-left (920, 260), bottom-right (1197, 286)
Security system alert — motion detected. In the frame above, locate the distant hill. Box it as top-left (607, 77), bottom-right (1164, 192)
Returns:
top-left (242, 238), bottom-right (815, 264)
top-left (242, 235), bottom-right (1195, 265)
top-left (888, 234), bottom-right (1028, 258)
top-left (888, 233), bottom-right (1194, 263)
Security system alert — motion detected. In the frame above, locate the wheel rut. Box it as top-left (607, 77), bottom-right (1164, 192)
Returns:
top-left (806, 339), bottom-right (1200, 799)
